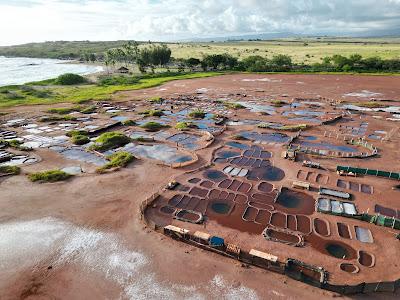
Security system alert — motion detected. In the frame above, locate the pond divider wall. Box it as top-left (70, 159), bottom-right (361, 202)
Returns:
top-left (139, 192), bottom-right (400, 294)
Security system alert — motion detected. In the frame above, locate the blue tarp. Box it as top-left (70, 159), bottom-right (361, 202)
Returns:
top-left (209, 236), bottom-right (224, 247)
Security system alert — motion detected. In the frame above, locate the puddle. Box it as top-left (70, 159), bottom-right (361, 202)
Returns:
top-left (122, 143), bottom-right (193, 164)
top-left (237, 102), bottom-right (276, 114)
top-left (247, 166), bottom-right (285, 181)
top-left (203, 170), bottom-right (227, 182)
top-left (297, 141), bottom-right (356, 153)
top-left (239, 131), bottom-right (290, 144)
top-left (325, 243), bottom-right (350, 259)
top-left (216, 150), bottom-right (241, 159)
top-left (226, 141), bottom-right (249, 150)
top-left (210, 201), bottom-right (232, 215)
top-left (61, 166), bottom-right (82, 175)
top-left (57, 148), bottom-right (108, 166)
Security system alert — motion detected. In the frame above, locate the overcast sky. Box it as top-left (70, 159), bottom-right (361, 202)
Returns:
top-left (1, 0), bottom-right (400, 45)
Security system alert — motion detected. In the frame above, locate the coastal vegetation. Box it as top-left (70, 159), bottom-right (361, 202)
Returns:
top-left (96, 151), bottom-right (135, 173)
top-left (0, 165), bottom-right (21, 176)
top-left (89, 132), bottom-right (131, 152)
top-left (28, 170), bottom-right (72, 182)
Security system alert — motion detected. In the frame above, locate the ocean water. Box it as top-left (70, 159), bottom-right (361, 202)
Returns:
top-left (0, 56), bottom-right (103, 86)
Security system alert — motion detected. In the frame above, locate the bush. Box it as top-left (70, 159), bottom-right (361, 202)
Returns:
top-left (270, 100), bottom-right (287, 107)
top-left (122, 120), bottom-right (136, 126)
top-left (55, 73), bottom-right (87, 85)
top-left (89, 132), bottom-right (131, 151)
top-left (354, 101), bottom-right (387, 108)
top-left (140, 121), bottom-right (167, 132)
top-left (0, 165), bottom-right (21, 175)
top-left (1, 139), bottom-right (32, 151)
top-left (148, 96), bottom-right (163, 104)
top-left (96, 151), bottom-right (135, 173)
top-left (175, 122), bottom-right (190, 130)
top-left (39, 115), bottom-right (77, 122)
top-left (98, 75), bottom-right (140, 86)
top-left (224, 102), bottom-right (245, 109)
top-left (71, 134), bottom-right (90, 145)
top-left (5, 91), bottom-right (25, 99)
top-left (188, 109), bottom-right (206, 119)
top-left (140, 109), bottom-right (164, 117)
top-left (47, 107), bottom-right (79, 115)
top-left (66, 130), bottom-right (89, 137)
top-left (28, 170), bottom-right (72, 182)
top-left (80, 105), bottom-right (97, 114)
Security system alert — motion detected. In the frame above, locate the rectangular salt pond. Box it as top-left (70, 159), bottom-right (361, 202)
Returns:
top-left (51, 146), bottom-right (107, 166)
top-left (121, 143), bottom-right (193, 164)
top-left (317, 198), bottom-right (357, 215)
top-left (355, 226), bottom-right (374, 243)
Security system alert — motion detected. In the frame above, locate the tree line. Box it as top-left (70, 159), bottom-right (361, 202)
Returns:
top-left (81, 42), bottom-right (400, 73)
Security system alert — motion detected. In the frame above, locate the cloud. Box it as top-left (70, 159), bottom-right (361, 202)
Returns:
top-left (0, 0), bottom-right (400, 45)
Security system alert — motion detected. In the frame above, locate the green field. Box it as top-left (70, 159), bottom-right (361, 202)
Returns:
top-left (0, 72), bottom-right (221, 108)
top-left (1, 38), bottom-right (400, 63)
top-left (169, 40), bottom-right (400, 63)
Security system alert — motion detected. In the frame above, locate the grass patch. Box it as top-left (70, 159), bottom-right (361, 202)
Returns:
top-left (353, 101), bottom-right (388, 108)
top-left (132, 136), bottom-right (154, 142)
top-left (224, 102), bottom-right (245, 109)
top-left (188, 109), bottom-right (206, 119)
top-left (231, 134), bottom-right (249, 140)
top-left (0, 72), bottom-right (221, 108)
top-left (71, 134), bottom-right (90, 145)
top-left (140, 109), bottom-right (164, 117)
top-left (175, 121), bottom-right (190, 130)
top-left (140, 121), bottom-right (168, 132)
top-left (96, 151), bottom-right (135, 173)
top-left (270, 100), bottom-right (287, 107)
top-left (39, 115), bottom-right (77, 122)
top-left (0, 165), bottom-right (21, 176)
top-left (0, 139), bottom-right (32, 151)
top-left (89, 132), bottom-right (131, 152)
top-left (147, 96), bottom-right (163, 104)
top-left (28, 170), bottom-right (72, 182)
top-left (122, 120), bottom-right (136, 126)
top-left (258, 122), bottom-right (309, 131)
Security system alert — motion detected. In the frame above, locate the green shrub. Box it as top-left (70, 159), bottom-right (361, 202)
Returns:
top-left (39, 115), bottom-right (77, 122)
top-left (71, 134), bottom-right (90, 145)
top-left (140, 121), bottom-right (167, 132)
top-left (66, 130), bottom-right (89, 137)
top-left (98, 75), bottom-right (140, 86)
top-left (188, 109), bottom-right (206, 119)
top-left (148, 96), bottom-right (163, 104)
top-left (5, 91), bottom-right (25, 99)
top-left (354, 101), bottom-right (387, 108)
top-left (231, 134), bottom-right (249, 140)
top-left (0, 139), bottom-right (31, 151)
top-left (28, 170), bottom-right (72, 182)
top-left (47, 107), bottom-right (78, 115)
top-left (224, 102), bottom-right (245, 109)
top-left (140, 109), bottom-right (164, 117)
top-left (175, 121), bottom-right (197, 130)
top-left (122, 120), bottom-right (136, 126)
top-left (96, 151), bottom-right (135, 173)
top-left (0, 165), bottom-right (21, 175)
top-left (80, 105), bottom-right (97, 114)
top-left (55, 73), bottom-right (87, 85)
top-left (89, 132), bottom-right (131, 151)
top-left (270, 100), bottom-right (287, 107)
top-left (132, 136), bottom-right (154, 142)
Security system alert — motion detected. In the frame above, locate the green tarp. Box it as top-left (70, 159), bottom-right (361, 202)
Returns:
top-left (337, 165), bottom-right (400, 180)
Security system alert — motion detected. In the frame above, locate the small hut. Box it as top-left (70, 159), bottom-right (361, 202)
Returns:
top-left (117, 66), bottom-right (129, 74)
